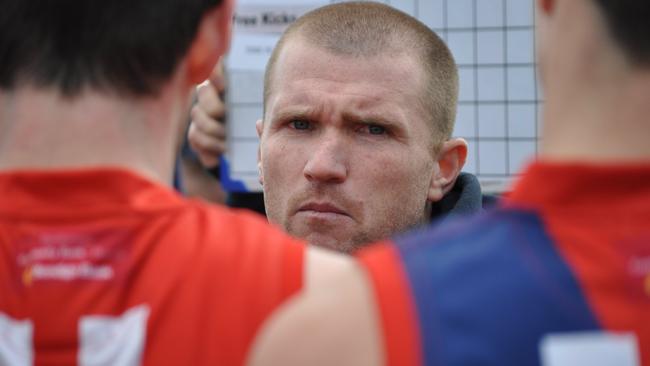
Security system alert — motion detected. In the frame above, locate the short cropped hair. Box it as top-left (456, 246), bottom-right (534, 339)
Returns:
top-left (593, 0), bottom-right (650, 65)
top-left (0, 0), bottom-right (222, 97)
top-left (264, 1), bottom-right (458, 145)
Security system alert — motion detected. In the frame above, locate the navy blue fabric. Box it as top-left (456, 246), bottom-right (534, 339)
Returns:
top-left (395, 208), bottom-right (601, 366)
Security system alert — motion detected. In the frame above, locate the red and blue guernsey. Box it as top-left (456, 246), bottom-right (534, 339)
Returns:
top-left (360, 162), bottom-right (650, 366)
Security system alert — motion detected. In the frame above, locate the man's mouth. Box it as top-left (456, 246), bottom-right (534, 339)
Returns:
top-left (297, 202), bottom-right (350, 217)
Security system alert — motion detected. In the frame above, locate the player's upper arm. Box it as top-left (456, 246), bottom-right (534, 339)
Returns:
top-left (247, 247), bottom-right (384, 366)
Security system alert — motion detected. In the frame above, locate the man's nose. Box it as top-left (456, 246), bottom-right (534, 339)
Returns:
top-left (303, 133), bottom-right (348, 183)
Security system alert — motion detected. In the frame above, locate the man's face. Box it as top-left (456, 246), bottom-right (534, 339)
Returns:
top-left (258, 39), bottom-right (438, 252)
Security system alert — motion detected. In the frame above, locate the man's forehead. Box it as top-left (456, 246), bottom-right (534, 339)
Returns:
top-left (263, 36), bottom-right (434, 135)
top-left (269, 86), bottom-right (391, 112)
top-left (267, 43), bottom-right (425, 108)
top-left (271, 36), bottom-right (424, 89)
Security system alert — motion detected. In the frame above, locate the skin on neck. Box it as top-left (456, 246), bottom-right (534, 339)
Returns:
top-left (0, 62), bottom-right (193, 186)
top-left (538, 0), bottom-right (650, 163)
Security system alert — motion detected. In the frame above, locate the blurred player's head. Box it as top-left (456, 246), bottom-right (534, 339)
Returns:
top-left (0, 0), bottom-right (231, 97)
top-left (535, 0), bottom-right (650, 162)
top-left (257, 2), bottom-right (467, 252)
top-left (537, 0), bottom-right (650, 88)
top-left (0, 0), bottom-right (235, 184)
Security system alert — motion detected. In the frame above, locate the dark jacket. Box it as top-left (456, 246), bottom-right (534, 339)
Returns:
top-left (430, 172), bottom-right (496, 222)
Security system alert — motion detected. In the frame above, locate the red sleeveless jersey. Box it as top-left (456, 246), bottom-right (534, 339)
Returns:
top-left (0, 168), bottom-right (305, 365)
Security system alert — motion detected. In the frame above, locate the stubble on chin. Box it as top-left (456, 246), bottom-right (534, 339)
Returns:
top-left (301, 225), bottom-right (380, 254)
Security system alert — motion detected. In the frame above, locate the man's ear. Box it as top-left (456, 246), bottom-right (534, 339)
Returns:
top-left (428, 138), bottom-right (468, 202)
top-left (186, 0), bottom-right (235, 85)
top-left (256, 119), bottom-right (264, 186)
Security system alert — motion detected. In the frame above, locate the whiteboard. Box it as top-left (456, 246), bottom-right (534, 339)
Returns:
top-left (221, 0), bottom-right (540, 193)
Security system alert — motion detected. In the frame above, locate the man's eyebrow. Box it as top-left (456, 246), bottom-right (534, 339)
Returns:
top-left (341, 111), bottom-right (403, 129)
top-left (270, 107), bottom-right (320, 124)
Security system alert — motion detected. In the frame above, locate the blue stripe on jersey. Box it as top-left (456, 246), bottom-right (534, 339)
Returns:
top-left (394, 208), bottom-right (601, 366)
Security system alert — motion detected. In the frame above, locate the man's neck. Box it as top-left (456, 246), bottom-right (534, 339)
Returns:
top-left (0, 85), bottom-right (188, 185)
top-left (540, 69), bottom-right (650, 164)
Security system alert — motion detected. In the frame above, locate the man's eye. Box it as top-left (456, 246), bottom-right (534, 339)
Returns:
top-left (367, 124), bottom-right (386, 135)
top-left (290, 120), bottom-right (310, 130)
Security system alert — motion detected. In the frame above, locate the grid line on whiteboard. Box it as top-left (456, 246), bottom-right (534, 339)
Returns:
top-left (502, 0), bottom-right (510, 175)
top-left (439, 0), bottom-right (539, 180)
top-left (472, 0), bottom-right (481, 175)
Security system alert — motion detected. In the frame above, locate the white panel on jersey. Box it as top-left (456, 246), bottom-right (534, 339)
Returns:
top-left (79, 305), bottom-right (150, 366)
top-left (540, 332), bottom-right (640, 366)
top-left (0, 313), bottom-right (33, 366)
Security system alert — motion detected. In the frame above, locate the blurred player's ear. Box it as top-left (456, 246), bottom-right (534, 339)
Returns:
top-left (538, 0), bottom-right (555, 15)
top-left (187, 0), bottom-right (235, 85)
